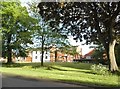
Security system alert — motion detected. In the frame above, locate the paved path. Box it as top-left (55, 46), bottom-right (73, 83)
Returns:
top-left (1, 74), bottom-right (94, 88)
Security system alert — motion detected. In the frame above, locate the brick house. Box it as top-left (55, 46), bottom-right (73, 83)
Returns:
top-left (0, 46), bottom-right (82, 63)
top-left (24, 46), bottom-right (82, 62)
top-left (83, 49), bottom-right (95, 59)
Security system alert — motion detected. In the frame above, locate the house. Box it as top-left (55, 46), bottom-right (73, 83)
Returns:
top-left (52, 52), bottom-right (74, 62)
top-left (32, 50), bottom-right (50, 62)
top-left (5, 49), bottom-right (50, 63)
top-left (83, 49), bottom-right (95, 59)
top-left (50, 47), bottom-right (73, 62)
top-left (25, 46), bottom-right (82, 62)
top-left (1, 46), bottom-right (82, 63)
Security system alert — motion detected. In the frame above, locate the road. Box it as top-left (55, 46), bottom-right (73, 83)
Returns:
top-left (1, 74), bottom-right (94, 88)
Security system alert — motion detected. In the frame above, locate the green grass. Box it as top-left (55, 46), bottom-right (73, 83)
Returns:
top-left (0, 62), bottom-right (120, 87)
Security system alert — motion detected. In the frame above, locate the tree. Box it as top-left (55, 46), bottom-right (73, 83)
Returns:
top-left (115, 44), bottom-right (120, 66)
top-left (91, 46), bottom-right (104, 60)
top-left (37, 2), bottom-right (120, 71)
top-left (28, 2), bottom-right (70, 66)
top-left (1, 1), bottom-right (37, 63)
top-left (91, 45), bottom-right (108, 65)
top-left (34, 19), bottom-right (69, 66)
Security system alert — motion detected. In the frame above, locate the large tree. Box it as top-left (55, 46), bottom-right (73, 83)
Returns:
top-left (28, 2), bottom-right (70, 66)
top-left (1, 1), bottom-right (37, 63)
top-left (37, 2), bottom-right (120, 71)
top-left (33, 18), bottom-right (69, 66)
top-left (115, 44), bottom-right (120, 66)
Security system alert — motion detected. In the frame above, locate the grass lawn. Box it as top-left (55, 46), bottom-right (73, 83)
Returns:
top-left (0, 62), bottom-right (120, 87)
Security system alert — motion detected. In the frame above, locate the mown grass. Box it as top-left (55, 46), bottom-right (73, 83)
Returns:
top-left (0, 62), bottom-right (120, 87)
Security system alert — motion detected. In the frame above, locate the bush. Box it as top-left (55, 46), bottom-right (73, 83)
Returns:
top-left (90, 63), bottom-right (109, 75)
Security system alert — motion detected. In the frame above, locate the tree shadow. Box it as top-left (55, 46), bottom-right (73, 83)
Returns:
top-left (2, 63), bottom-right (41, 68)
top-left (47, 65), bottom-right (95, 75)
top-left (53, 62), bottom-right (92, 70)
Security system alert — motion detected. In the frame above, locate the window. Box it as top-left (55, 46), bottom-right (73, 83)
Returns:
top-left (36, 51), bottom-right (37, 54)
top-left (45, 56), bottom-right (48, 59)
top-left (35, 56), bottom-right (37, 59)
top-left (46, 51), bottom-right (47, 54)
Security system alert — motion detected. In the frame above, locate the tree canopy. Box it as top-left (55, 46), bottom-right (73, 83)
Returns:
top-left (37, 2), bottom-right (120, 71)
top-left (27, 1), bottom-right (70, 65)
top-left (1, 1), bottom-right (37, 63)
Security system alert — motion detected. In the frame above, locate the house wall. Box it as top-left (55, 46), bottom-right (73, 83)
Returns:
top-left (32, 50), bottom-right (50, 62)
top-left (50, 51), bottom-right (74, 62)
top-left (25, 56), bottom-right (32, 62)
top-left (85, 56), bottom-right (91, 59)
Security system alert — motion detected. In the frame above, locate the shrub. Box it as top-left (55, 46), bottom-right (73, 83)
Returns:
top-left (90, 63), bottom-right (109, 75)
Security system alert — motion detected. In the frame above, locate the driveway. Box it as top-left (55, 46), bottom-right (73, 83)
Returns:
top-left (1, 74), bottom-right (94, 88)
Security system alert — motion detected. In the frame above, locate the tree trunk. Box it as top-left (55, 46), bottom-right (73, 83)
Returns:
top-left (7, 34), bottom-right (12, 64)
top-left (104, 43), bottom-right (110, 70)
top-left (41, 49), bottom-right (44, 66)
top-left (55, 50), bottom-right (57, 62)
top-left (7, 47), bottom-right (12, 63)
top-left (41, 35), bottom-right (44, 66)
top-left (109, 39), bottom-right (119, 72)
top-left (65, 56), bottom-right (67, 62)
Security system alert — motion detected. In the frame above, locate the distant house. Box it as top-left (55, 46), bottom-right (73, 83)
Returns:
top-left (84, 49), bottom-right (95, 59)
top-left (32, 50), bottom-right (50, 62)
top-left (1, 46), bottom-right (82, 63)
top-left (50, 47), bottom-right (73, 62)
top-left (7, 50), bottom-right (50, 63)
top-left (54, 52), bottom-right (74, 62)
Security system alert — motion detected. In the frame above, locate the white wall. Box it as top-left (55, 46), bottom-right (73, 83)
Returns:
top-left (86, 56), bottom-right (91, 59)
top-left (32, 50), bottom-right (50, 62)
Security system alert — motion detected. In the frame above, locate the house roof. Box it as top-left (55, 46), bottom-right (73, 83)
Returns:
top-left (84, 49), bottom-right (95, 57)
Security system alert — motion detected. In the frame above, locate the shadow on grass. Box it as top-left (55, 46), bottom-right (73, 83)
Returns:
top-left (2, 63), bottom-right (42, 68)
top-left (46, 66), bottom-right (68, 71)
top-left (51, 62), bottom-right (92, 70)
top-left (2, 62), bottom-right (92, 70)
top-left (47, 65), bottom-right (96, 75)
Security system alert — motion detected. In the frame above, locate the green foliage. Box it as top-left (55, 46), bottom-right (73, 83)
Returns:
top-left (28, 2), bottom-right (71, 65)
top-left (91, 45), bottom-right (109, 65)
top-left (91, 45), bottom-right (105, 59)
top-left (38, 2), bottom-right (120, 71)
top-left (38, 2), bottom-right (120, 45)
top-left (90, 64), bottom-right (109, 75)
top-left (27, 2), bottom-right (69, 49)
top-left (28, 1), bottom-right (70, 49)
top-left (92, 50), bottom-right (103, 59)
top-left (0, 1), bottom-right (37, 62)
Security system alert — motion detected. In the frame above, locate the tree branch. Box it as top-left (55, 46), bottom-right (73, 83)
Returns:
top-left (111, 2), bottom-right (120, 21)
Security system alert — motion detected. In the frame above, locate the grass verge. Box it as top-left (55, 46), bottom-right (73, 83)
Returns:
top-left (0, 62), bottom-right (120, 87)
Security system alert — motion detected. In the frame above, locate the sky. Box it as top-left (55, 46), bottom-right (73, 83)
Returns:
top-left (68, 36), bottom-right (94, 55)
top-left (20, 0), bottom-right (94, 55)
